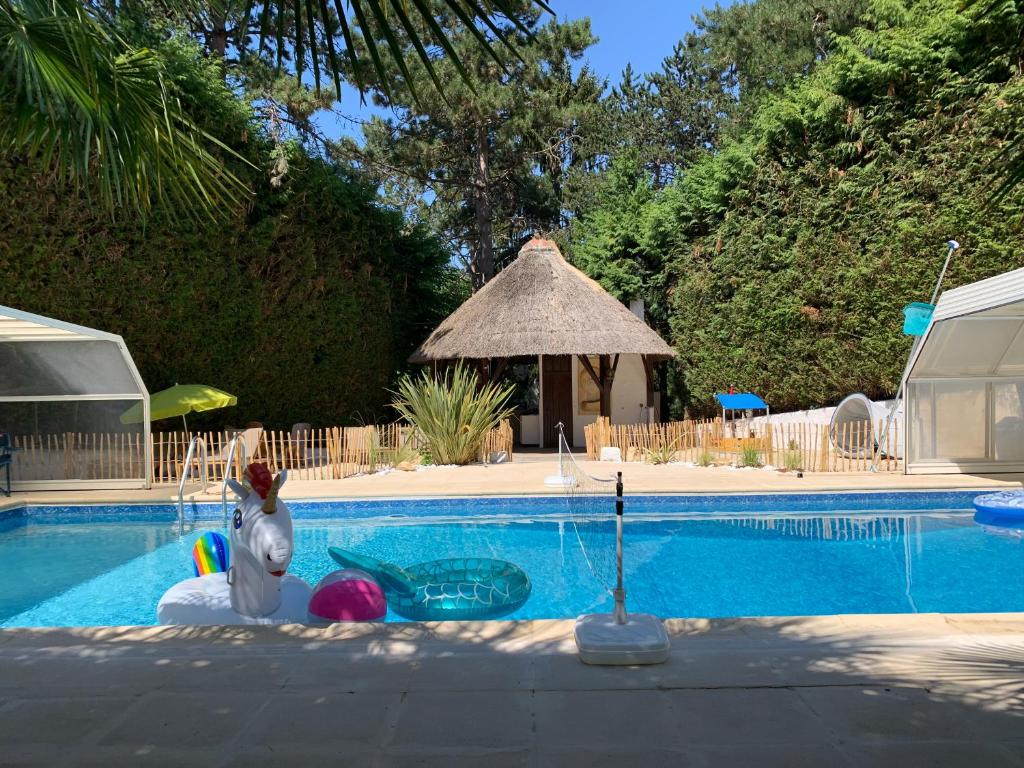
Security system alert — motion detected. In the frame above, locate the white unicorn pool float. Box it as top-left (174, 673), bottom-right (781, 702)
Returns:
top-left (157, 463), bottom-right (314, 625)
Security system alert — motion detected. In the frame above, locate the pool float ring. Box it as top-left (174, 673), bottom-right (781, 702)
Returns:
top-left (308, 569), bottom-right (387, 623)
top-left (159, 464), bottom-right (312, 625)
top-left (973, 490), bottom-right (1024, 532)
top-left (192, 531), bottom-right (229, 576)
top-left (328, 547), bottom-right (531, 621)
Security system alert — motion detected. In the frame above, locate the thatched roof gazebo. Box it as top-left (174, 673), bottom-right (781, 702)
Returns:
top-left (410, 239), bottom-right (676, 448)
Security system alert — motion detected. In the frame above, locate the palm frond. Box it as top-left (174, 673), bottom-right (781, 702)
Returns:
top-left (227, 0), bottom-right (553, 101)
top-left (0, 0), bottom-right (251, 219)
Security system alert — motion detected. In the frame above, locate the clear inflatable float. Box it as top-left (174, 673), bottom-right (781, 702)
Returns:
top-left (328, 547), bottom-right (531, 621)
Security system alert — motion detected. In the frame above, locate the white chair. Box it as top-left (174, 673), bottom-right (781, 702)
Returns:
top-left (291, 423), bottom-right (328, 466)
top-left (211, 427), bottom-right (263, 478)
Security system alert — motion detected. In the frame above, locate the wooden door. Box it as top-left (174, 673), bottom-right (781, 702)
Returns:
top-left (542, 355), bottom-right (573, 447)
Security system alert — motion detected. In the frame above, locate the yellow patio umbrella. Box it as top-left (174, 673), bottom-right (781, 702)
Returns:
top-left (120, 384), bottom-right (237, 430)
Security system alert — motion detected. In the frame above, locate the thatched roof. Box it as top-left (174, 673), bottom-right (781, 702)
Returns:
top-left (409, 239), bottom-right (677, 362)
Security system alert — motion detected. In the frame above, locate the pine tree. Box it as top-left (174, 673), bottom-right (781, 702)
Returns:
top-left (342, 3), bottom-right (602, 289)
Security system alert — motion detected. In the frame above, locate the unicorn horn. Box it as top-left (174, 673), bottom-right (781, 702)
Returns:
top-left (261, 474), bottom-right (282, 514)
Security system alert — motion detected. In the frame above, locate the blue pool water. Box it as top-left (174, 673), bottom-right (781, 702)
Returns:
top-left (2, 491), bottom-right (1021, 627)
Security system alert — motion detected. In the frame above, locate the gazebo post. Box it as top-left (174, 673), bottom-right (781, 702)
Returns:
top-left (490, 358), bottom-right (508, 384)
top-left (641, 355), bottom-right (656, 419)
top-left (598, 354), bottom-right (620, 418)
top-left (599, 356), bottom-right (609, 417)
top-left (476, 358), bottom-right (490, 388)
top-left (538, 354), bottom-right (545, 449)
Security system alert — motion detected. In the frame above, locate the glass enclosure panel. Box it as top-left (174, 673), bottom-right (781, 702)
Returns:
top-left (908, 381), bottom-right (988, 463)
top-left (0, 341), bottom-right (138, 396)
top-left (974, 300), bottom-right (1024, 317)
top-left (996, 329), bottom-right (1024, 376)
top-left (0, 400), bottom-right (146, 481)
top-left (912, 319), bottom-right (1021, 377)
top-left (993, 382), bottom-right (1024, 461)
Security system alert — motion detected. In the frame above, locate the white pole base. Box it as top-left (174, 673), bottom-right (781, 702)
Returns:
top-left (544, 474), bottom-right (576, 487)
top-left (574, 612), bottom-right (670, 666)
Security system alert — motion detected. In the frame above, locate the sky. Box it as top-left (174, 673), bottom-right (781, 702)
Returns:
top-left (319, 0), bottom-right (711, 142)
top-left (554, 0), bottom-right (708, 84)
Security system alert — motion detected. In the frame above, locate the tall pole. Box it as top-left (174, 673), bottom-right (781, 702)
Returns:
top-left (929, 240), bottom-right (960, 306)
top-left (871, 240), bottom-right (960, 472)
top-left (556, 421), bottom-right (564, 477)
top-left (613, 471), bottom-right (627, 625)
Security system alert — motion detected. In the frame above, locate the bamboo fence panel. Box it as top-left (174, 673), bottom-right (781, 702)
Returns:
top-left (8, 431), bottom-right (147, 483)
top-left (480, 419), bottom-right (514, 462)
top-left (8, 414), bottom-right (898, 483)
top-left (142, 420), bottom-right (515, 484)
top-left (582, 417), bottom-right (901, 473)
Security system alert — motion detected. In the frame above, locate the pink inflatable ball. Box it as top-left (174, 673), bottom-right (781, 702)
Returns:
top-left (308, 569), bottom-right (387, 623)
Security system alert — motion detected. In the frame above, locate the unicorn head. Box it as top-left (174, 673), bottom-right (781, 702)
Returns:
top-left (225, 463), bottom-right (294, 617)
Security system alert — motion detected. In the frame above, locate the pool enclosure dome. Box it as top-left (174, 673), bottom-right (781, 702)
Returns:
top-left (904, 266), bottom-right (1024, 474)
top-left (0, 305), bottom-right (151, 490)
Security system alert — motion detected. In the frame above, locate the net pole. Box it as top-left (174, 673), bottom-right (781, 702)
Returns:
top-left (561, 421), bottom-right (569, 481)
top-left (613, 471), bottom-right (626, 625)
top-left (872, 240), bottom-right (958, 471)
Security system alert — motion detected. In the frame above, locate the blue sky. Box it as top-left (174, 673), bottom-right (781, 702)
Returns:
top-left (554, 0), bottom-right (709, 84)
top-left (320, 0), bottom-right (712, 142)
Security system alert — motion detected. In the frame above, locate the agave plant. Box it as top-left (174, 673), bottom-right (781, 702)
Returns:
top-left (646, 437), bottom-right (680, 466)
top-left (391, 363), bottom-right (514, 465)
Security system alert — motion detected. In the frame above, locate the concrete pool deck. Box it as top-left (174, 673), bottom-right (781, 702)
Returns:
top-left (2, 456), bottom-right (1022, 510)
top-left (5, 464), bottom-right (1024, 765)
top-left (2, 613), bottom-right (1024, 766)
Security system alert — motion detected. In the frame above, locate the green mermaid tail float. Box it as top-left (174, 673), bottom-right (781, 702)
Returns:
top-left (327, 547), bottom-right (531, 621)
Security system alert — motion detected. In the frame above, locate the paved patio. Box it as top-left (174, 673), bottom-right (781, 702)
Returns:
top-left (4, 463), bottom-right (1024, 765)
top-left (2, 614), bottom-right (1023, 766)
top-left (3, 455), bottom-right (1022, 511)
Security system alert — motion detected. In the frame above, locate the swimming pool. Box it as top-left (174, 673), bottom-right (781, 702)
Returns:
top-left (2, 491), bottom-right (1021, 627)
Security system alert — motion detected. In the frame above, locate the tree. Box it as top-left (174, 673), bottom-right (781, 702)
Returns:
top-left (603, 39), bottom-right (733, 191)
top-left (653, 0), bottom-right (1024, 412)
top-left (0, 0), bottom-right (249, 218)
top-left (348, 4), bottom-right (602, 289)
top-left (694, 0), bottom-right (869, 114)
top-left (0, 0), bottom-right (554, 221)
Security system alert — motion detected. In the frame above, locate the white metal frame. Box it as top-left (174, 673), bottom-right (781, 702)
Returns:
top-left (177, 436), bottom-right (207, 534)
top-left (0, 304), bottom-right (151, 490)
top-left (220, 434), bottom-right (248, 526)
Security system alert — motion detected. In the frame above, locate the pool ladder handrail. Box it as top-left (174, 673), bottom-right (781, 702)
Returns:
top-left (177, 436), bottom-right (208, 535)
top-left (220, 434), bottom-right (248, 527)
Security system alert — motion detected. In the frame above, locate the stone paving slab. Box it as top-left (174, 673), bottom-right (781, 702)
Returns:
top-left (1, 614), bottom-right (1024, 766)
top-left (6, 458), bottom-right (1022, 507)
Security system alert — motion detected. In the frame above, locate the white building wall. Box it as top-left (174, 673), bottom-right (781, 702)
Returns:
top-left (570, 354), bottom-right (652, 446)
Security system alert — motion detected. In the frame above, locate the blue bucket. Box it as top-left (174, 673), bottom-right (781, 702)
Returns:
top-left (902, 302), bottom-right (934, 336)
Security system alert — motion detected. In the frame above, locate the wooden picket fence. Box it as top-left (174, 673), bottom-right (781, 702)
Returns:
top-left (8, 431), bottom-right (147, 483)
top-left (481, 419), bottom-right (514, 462)
top-left (152, 420), bottom-right (515, 485)
top-left (6, 420), bottom-right (514, 485)
top-left (583, 416), bottom-right (901, 473)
